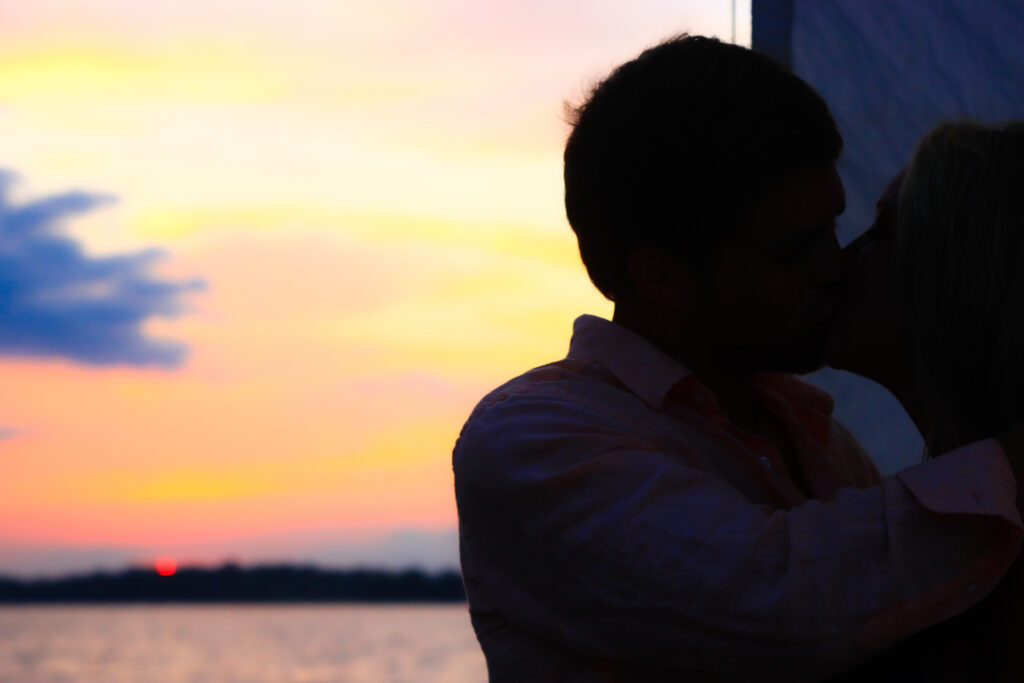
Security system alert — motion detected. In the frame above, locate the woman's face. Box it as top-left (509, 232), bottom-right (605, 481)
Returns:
top-left (822, 185), bottom-right (910, 386)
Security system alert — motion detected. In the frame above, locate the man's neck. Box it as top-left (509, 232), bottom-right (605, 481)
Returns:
top-left (696, 363), bottom-right (760, 433)
top-left (612, 305), bottom-right (760, 434)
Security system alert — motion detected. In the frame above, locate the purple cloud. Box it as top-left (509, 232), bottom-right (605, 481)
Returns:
top-left (0, 174), bottom-right (203, 367)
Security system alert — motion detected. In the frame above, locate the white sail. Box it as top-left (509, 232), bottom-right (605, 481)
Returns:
top-left (757, 0), bottom-right (1024, 472)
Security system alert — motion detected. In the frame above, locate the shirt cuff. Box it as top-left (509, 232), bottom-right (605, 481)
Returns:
top-left (897, 437), bottom-right (1022, 529)
top-left (857, 440), bottom-right (1024, 651)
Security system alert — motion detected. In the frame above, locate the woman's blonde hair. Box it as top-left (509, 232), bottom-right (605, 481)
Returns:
top-left (896, 120), bottom-right (1024, 456)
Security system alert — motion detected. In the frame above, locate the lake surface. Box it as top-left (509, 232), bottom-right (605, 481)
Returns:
top-left (0, 604), bottom-right (487, 682)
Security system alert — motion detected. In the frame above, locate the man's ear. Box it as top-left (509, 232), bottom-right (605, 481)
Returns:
top-left (625, 247), bottom-right (700, 308)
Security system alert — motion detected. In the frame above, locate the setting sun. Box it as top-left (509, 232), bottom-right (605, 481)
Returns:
top-left (154, 557), bottom-right (178, 577)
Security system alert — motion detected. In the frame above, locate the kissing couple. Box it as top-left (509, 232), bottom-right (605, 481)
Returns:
top-left (454, 34), bottom-right (1024, 682)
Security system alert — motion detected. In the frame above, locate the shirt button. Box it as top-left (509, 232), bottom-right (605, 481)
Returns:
top-left (758, 456), bottom-right (771, 469)
top-left (968, 584), bottom-right (980, 595)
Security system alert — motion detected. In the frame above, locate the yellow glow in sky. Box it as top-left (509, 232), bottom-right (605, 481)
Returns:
top-left (0, 0), bottom-right (751, 574)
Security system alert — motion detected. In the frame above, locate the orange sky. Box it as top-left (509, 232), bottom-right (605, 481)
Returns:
top-left (0, 1), bottom-right (751, 575)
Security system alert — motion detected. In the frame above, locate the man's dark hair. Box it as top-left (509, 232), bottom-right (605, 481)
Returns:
top-left (564, 34), bottom-right (843, 300)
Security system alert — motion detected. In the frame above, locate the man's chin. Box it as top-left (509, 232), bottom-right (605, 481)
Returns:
top-left (774, 354), bottom-right (827, 376)
top-left (821, 335), bottom-right (888, 382)
top-left (736, 339), bottom-right (828, 376)
top-left (820, 320), bottom-right (858, 373)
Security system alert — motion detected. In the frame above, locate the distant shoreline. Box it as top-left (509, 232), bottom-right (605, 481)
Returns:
top-left (2, 601), bottom-right (468, 605)
top-left (0, 564), bottom-right (467, 603)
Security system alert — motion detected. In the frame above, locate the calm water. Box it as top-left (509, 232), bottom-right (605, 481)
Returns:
top-left (0, 604), bottom-right (486, 682)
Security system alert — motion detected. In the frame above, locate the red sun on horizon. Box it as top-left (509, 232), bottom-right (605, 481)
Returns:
top-left (154, 557), bottom-right (178, 576)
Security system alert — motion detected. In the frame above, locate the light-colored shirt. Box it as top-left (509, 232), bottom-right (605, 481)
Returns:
top-left (452, 314), bottom-right (1024, 682)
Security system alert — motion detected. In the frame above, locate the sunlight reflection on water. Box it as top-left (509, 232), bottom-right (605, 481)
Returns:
top-left (0, 604), bottom-right (486, 682)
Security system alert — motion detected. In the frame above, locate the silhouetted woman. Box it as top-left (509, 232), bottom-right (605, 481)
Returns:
top-left (825, 120), bottom-right (1024, 682)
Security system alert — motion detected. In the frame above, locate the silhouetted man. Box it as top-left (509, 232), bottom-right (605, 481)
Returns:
top-left (453, 35), bottom-right (1024, 682)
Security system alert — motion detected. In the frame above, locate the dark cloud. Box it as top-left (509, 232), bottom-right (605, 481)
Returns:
top-left (0, 427), bottom-right (19, 441)
top-left (0, 174), bottom-right (203, 367)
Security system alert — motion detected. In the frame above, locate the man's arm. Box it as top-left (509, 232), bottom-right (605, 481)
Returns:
top-left (821, 424), bottom-right (1024, 682)
top-left (455, 395), bottom-right (1024, 682)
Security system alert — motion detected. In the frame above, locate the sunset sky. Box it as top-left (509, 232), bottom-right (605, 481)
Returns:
top-left (0, 1), bottom-right (751, 576)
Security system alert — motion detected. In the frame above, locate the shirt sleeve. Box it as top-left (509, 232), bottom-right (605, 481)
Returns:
top-left (453, 393), bottom-right (1024, 683)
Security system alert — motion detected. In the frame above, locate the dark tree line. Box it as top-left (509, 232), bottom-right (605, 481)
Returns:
top-left (0, 565), bottom-right (466, 603)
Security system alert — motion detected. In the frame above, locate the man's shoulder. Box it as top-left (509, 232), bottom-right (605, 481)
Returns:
top-left (453, 355), bottom-right (656, 467)
top-left (463, 356), bottom-right (632, 432)
top-left (475, 357), bottom-right (594, 407)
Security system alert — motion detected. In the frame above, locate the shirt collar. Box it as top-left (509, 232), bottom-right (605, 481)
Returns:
top-left (567, 315), bottom-right (837, 427)
top-left (755, 373), bottom-right (837, 443)
top-left (567, 314), bottom-right (692, 410)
